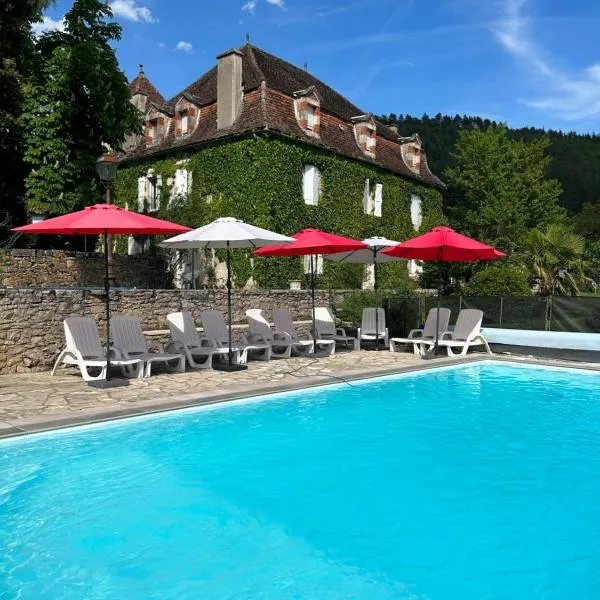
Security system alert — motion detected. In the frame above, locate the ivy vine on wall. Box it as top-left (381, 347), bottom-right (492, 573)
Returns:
top-left (114, 134), bottom-right (444, 289)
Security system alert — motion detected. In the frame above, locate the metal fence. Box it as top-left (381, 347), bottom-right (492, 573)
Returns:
top-left (336, 294), bottom-right (600, 338)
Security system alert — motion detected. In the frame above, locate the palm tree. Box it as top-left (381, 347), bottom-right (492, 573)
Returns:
top-left (522, 224), bottom-right (588, 295)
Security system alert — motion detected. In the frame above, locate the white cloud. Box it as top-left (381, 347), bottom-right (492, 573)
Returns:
top-left (492, 0), bottom-right (600, 121)
top-left (175, 41), bottom-right (193, 53)
top-left (31, 16), bottom-right (65, 37)
top-left (110, 0), bottom-right (157, 23)
top-left (158, 42), bottom-right (166, 49)
top-left (242, 0), bottom-right (284, 12)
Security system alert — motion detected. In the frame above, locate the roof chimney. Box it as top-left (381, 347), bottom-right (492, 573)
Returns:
top-left (389, 124), bottom-right (398, 135)
top-left (217, 49), bottom-right (243, 130)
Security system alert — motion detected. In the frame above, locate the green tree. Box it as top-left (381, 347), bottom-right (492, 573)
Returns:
top-left (445, 126), bottom-right (564, 252)
top-left (574, 202), bottom-right (600, 237)
top-left (462, 266), bottom-right (531, 297)
top-left (20, 0), bottom-right (141, 217)
top-left (0, 0), bottom-right (51, 242)
top-left (522, 224), bottom-right (588, 296)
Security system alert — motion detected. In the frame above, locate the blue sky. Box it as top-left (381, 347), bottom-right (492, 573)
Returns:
top-left (37, 0), bottom-right (600, 133)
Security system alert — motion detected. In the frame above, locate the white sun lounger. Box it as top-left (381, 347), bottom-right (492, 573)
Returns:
top-left (273, 308), bottom-right (334, 356)
top-left (167, 312), bottom-right (229, 369)
top-left (111, 315), bottom-right (185, 377)
top-left (423, 308), bottom-right (491, 356)
top-left (246, 309), bottom-right (295, 359)
top-left (358, 307), bottom-right (389, 349)
top-left (390, 307), bottom-right (451, 356)
top-left (201, 310), bottom-right (271, 363)
top-left (314, 307), bottom-right (358, 350)
top-left (51, 316), bottom-right (143, 382)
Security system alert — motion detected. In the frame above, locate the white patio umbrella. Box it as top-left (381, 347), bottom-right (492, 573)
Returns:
top-left (326, 236), bottom-right (404, 349)
top-left (160, 217), bottom-right (295, 371)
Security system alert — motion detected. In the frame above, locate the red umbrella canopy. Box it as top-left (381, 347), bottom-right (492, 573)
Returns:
top-left (383, 226), bottom-right (505, 262)
top-left (255, 228), bottom-right (368, 256)
top-left (12, 204), bottom-right (191, 236)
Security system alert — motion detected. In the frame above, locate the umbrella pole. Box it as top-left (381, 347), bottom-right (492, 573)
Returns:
top-left (424, 259), bottom-right (443, 360)
top-left (227, 242), bottom-right (233, 368)
top-left (374, 249), bottom-right (379, 351)
top-left (104, 229), bottom-right (111, 380)
top-left (310, 252), bottom-right (316, 342)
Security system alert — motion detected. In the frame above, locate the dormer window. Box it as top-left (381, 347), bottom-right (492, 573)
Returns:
top-left (307, 105), bottom-right (315, 131)
top-left (400, 135), bottom-right (424, 174)
top-left (352, 115), bottom-right (376, 157)
top-left (180, 110), bottom-right (189, 135)
top-left (174, 96), bottom-right (198, 139)
top-left (145, 113), bottom-right (165, 146)
top-left (293, 86), bottom-right (321, 138)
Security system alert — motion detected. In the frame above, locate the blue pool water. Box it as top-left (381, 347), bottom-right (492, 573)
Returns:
top-left (2, 362), bottom-right (600, 599)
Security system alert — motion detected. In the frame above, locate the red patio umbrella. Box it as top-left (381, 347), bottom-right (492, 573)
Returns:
top-left (255, 229), bottom-right (368, 338)
top-left (13, 204), bottom-right (191, 380)
top-left (383, 226), bottom-right (505, 357)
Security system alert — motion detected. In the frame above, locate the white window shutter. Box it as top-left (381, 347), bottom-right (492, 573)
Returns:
top-left (410, 194), bottom-right (423, 231)
top-left (316, 254), bottom-right (323, 275)
top-left (374, 183), bottom-right (383, 217)
top-left (137, 177), bottom-right (146, 212)
top-left (303, 165), bottom-right (315, 204)
top-left (363, 179), bottom-right (370, 214)
top-left (155, 175), bottom-right (162, 210)
top-left (313, 167), bottom-right (320, 205)
top-left (303, 255), bottom-right (311, 274)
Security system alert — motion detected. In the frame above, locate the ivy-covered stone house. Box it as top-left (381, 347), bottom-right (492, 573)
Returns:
top-left (116, 43), bottom-right (445, 289)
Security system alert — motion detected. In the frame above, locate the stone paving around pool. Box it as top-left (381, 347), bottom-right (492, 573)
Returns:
top-left (2, 350), bottom-right (467, 437)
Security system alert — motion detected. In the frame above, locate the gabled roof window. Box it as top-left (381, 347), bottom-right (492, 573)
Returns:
top-left (352, 114), bottom-right (376, 157)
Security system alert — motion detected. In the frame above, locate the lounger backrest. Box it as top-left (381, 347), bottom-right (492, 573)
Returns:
top-left (111, 315), bottom-right (148, 354)
top-left (64, 316), bottom-right (104, 359)
top-left (273, 308), bottom-right (298, 341)
top-left (361, 307), bottom-right (386, 335)
top-left (246, 309), bottom-right (273, 342)
top-left (201, 310), bottom-right (228, 343)
top-left (314, 307), bottom-right (336, 336)
top-left (452, 309), bottom-right (483, 341)
top-left (167, 312), bottom-right (200, 347)
top-left (422, 307), bottom-right (451, 339)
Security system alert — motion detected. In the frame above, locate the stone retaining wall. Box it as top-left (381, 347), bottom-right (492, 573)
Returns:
top-left (0, 249), bottom-right (168, 289)
top-left (0, 288), bottom-right (346, 374)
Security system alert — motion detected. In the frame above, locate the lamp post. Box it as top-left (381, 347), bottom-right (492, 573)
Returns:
top-left (95, 152), bottom-right (119, 286)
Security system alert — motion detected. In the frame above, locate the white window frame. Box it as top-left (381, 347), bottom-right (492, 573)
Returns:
top-left (303, 165), bottom-right (320, 206)
top-left (147, 174), bottom-right (161, 212)
top-left (303, 254), bottom-right (323, 275)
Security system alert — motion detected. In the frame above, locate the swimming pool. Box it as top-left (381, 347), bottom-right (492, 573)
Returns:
top-left (2, 361), bottom-right (600, 599)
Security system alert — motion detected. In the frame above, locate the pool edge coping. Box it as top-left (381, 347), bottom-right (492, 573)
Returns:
top-left (1, 354), bottom-right (598, 440)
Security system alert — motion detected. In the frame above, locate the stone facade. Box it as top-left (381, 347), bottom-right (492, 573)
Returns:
top-left (0, 288), bottom-right (346, 375)
top-left (0, 249), bottom-right (169, 289)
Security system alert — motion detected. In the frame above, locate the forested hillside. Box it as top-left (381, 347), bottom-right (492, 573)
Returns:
top-left (379, 113), bottom-right (600, 217)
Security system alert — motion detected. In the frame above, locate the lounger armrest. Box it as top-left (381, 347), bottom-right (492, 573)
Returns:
top-left (166, 340), bottom-right (185, 354)
top-left (273, 330), bottom-right (292, 342)
top-left (407, 329), bottom-right (423, 339)
top-left (336, 327), bottom-right (347, 337)
top-left (106, 346), bottom-right (124, 360)
top-left (440, 331), bottom-right (453, 340)
top-left (245, 332), bottom-right (268, 344)
top-left (196, 337), bottom-right (219, 348)
top-left (148, 339), bottom-right (166, 353)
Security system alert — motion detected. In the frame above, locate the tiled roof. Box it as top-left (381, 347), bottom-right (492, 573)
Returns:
top-left (123, 45), bottom-right (444, 188)
top-left (129, 69), bottom-right (165, 107)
